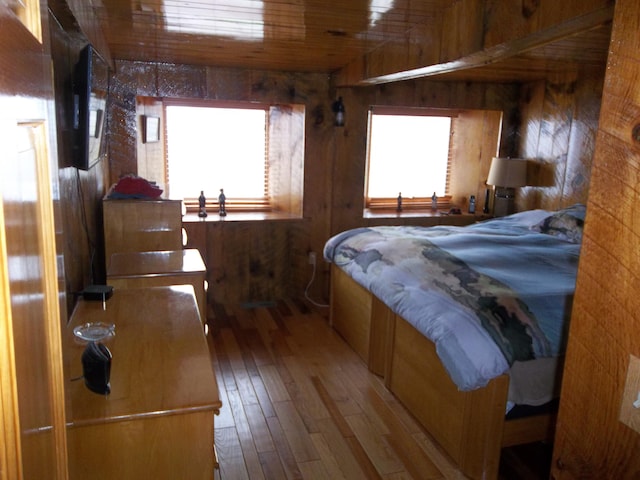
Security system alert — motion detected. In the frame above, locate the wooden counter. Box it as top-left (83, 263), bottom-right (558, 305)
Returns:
top-left (65, 286), bottom-right (220, 480)
top-left (107, 249), bottom-right (207, 325)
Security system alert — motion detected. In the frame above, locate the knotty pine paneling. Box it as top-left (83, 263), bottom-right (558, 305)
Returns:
top-left (334, 0), bottom-right (611, 86)
top-left (439, 0), bottom-right (483, 62)
top-left (57, 66), bottom-right (603, 309)
top-left (535, 0), bottom-right (612, 32)
top-left (268, 104), bottom-right (305, 216)
top-left (62, 0), bottom-right (613, 89)
top-left (551, 0), bottom-right (640, 476)
top-left (561, 72), bottom-right (602, 206)
top-left (328, 74), bottom-right (601, 300)
top-left (483, 0), bottom-right (610, 49)
top-left (330, 79), bottom-right (519, 237)
top-left (536, 74), bottom-right (578, 208)
top-left (517, 69), bottom-right (604, 211)
top-left (107, 62), bottom-right (333, 303)
top-left (407, 23), bottom-right (442, 72)
top-left (82, 0), bottom-right (454, 76)
top-left (329, 92), bottom-right (369, 237)
top-left (56, 30), bottom-right (604, 307)
top-left (449, 110), bottom-right (503, 209)
top-left (184, 219), bottom-right (298, 304)
top-left (482, 0), bottom-right (537, 48)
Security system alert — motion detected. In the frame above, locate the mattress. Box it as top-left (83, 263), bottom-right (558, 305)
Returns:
top-left (324, 205), bottom-right (584, 391)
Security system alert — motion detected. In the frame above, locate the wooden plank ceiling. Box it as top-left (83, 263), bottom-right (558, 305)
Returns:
top-left (75, 0), bottom-right (612, 83)
top-left (90, 0), bottom-right (453, 73)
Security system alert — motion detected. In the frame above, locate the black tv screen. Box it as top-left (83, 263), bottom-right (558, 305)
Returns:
top-left (72, 44), bottom-right (109, 170)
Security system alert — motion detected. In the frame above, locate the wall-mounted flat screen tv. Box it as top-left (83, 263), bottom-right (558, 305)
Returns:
top-left (72, 44), bottom-right (109, 170)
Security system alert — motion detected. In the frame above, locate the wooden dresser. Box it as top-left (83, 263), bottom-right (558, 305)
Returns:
top-left (106, 249), bottom-right (207, 325)
top-left (102, 199), bottom-right (183, 260)
top-left (64, 286), bottom-right (220, 480)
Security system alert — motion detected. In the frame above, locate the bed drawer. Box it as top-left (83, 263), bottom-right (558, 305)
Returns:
top-left (329, 265), bottom-right (391, 375)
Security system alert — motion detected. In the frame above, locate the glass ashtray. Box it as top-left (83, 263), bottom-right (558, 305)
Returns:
top-left (73, 322), bottom-right (115, 342)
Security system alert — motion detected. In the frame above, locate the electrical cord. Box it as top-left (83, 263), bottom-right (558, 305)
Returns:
top-left (76, 168), bottom-right (97, 283)
top-left (304, 258), bottom-right (329, 308)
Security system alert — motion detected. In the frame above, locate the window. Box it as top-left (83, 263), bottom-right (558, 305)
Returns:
top-left (151, 99), bottom-right (305, 215)
top-left (12, 0), bottom-right (42, 42)
top-left (166, 103), bottom-right (267, 204)
top-left (365, 107), bottom-right (454, 210)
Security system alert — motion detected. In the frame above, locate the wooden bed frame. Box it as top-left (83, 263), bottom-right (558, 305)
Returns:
top-left (329, 265), bottom-right (556, 480)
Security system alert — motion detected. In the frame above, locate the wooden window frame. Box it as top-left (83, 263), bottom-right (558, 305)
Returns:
top-left (12, 0), bottom-right (42, 42)
top-left (364, 106), bottom-right (458, 212)
top-left (163, 98), bottom-right (271, 213)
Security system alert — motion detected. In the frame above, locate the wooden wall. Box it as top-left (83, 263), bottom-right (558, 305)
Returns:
top-left (104, 65), bottom-right (532, 303)
top-left (334, 0), bottom-right (612, 86)
top-left (106, 62), bottom-right (333, 304)
top-left (329, 82), bottom-right (520, 236)
top-left (517, 72), bottom-right (605, 211)
top-left (52, 56), bottom-right (605, 304)
top-left (48, 3), bottom-right (606, 307)
top-left (49, 4), bottom-right (110, 317)
top-left (183, 219), bottom-right (298, 305)
top-left (551, 0), bottom-right (640, 477)
top-left (4, 0), bottom-right (637, 476)
top-left (330, 73), bottom-right (602, 236)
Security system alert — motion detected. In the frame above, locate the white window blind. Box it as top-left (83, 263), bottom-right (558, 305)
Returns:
top-left (165, 104), bottom-right (267, 202)
top-left (366, 112), bottom-right (452, 201)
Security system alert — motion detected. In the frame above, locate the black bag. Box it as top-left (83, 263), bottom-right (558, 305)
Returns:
top-left (82, 341), bottom-right (112, 395)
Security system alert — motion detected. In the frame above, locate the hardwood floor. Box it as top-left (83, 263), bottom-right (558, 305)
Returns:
top-left (207, 299), bottom-right (551, 480)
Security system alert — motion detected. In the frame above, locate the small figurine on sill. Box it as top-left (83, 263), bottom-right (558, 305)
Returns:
top-left (218, 188), bottom-right (227, 217)
top-left (397, 192), bottom-right (403, 212)
top-left (198, 190), bottom-right (208, 218)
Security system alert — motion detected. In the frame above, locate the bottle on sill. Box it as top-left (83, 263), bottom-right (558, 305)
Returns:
top-left (469, 195), bottom-right (476, 214)
top-left (397, 192), bottom-right (402, 212)
top-left (218, 188), bottom-right (227, 217)
top-left (198, 191), bottom-right (208, 218)
top-left (431, 192), bottom-right (437, 211)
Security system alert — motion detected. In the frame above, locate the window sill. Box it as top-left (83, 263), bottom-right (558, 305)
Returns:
top-left (364, 209), bottom-right (482, 219)
top-left (182, 211), bottom-right (303, 223)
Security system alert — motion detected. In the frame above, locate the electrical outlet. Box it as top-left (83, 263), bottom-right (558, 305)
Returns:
top-left (308, 251), bottom-right (317, 265)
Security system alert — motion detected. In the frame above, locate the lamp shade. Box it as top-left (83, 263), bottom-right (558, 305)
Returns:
top-left (486, 157), bottom-right (527, 187)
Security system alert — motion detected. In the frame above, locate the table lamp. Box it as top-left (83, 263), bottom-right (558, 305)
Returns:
top-left (486, 157), bottom-right (527, 216)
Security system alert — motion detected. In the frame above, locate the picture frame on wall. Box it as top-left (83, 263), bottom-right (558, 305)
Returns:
top-left (144, 115), bottom-right (160, 143)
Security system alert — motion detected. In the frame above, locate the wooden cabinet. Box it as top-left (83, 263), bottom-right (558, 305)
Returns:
top-left (106, 249), bottom-right (207, 325)
top-left (64, 286), bottom-right (220, 480)
top-left (103, 199), bottom-right (183, 260)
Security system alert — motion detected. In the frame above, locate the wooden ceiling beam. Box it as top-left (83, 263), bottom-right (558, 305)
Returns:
top-left (332, 1), bottom-right (614, 87)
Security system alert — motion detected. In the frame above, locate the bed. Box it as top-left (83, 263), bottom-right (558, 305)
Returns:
top-left (323, 205), bottom-right (584, 479)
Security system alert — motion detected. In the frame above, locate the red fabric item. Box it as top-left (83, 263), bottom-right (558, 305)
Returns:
top-left (113, 176), bottom-right (163, 198)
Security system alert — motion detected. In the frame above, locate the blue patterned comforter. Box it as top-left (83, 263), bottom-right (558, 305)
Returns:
top-left (324, 206), bottom-right (584, 391)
